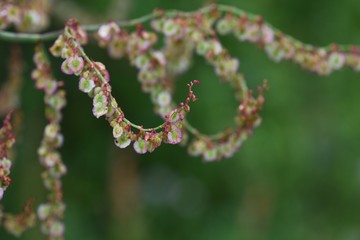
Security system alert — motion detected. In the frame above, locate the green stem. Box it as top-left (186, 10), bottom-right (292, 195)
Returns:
top-left (0, 4), bottom-right (355, 51)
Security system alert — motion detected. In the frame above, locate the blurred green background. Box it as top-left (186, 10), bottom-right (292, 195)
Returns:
top-left (1, 0), bottom-right (360, 239)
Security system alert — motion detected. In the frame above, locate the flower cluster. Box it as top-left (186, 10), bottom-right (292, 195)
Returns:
top-left (50, 19), bottom-right (198, 155)
top-left (149, 14), bottom-right (268, 160)
top-left (0, 113), bottom-right (15, 200)
top-left (2, 199), bottom-right (36, 237)
top-left (215, 13), bottom-right (360, 75)
top-left (0, 0), bottom-right (49, 32)
top-left (31, 45), bottom-right (66, 239)
top-left (90, 11), bottom-right (266, 160)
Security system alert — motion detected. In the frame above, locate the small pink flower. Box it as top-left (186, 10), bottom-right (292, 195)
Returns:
top-left (163, 19), bottom-right (179, 36)
top-left (204, 148), bottom-right (217, 161)
top-left (112, 123), bottom-right (123, 138)
top-left (1, 158), bottom-right (12, 171)
top-left (61, 59), bottom-right (74, 75)
top-left (79, 77), bottom-right (95, 93)
top-left (261, 25), bottom-right (274, 44)
top-left (167, 125), bottom-right (182, 144)
top-left (37, 204), bottom-right (51, 220)
top-left (134, 139), bottom-right (148, 154)
top-left (92, 102), bottom-right (108, 118)
top-left (167, 109), bottom-right (183, 123)
top-left (67, 55), bottom-right (84, 74)
top-left (115, 134), bottom-right (131, 149)
top-left (49, 221), bottom-right (64, 237)
top-left (157, 91), bottom-right (171, 107)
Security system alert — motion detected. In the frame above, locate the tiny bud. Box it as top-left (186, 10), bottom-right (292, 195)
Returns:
top-left (112, 123), bottom-right (124, 138)
top-left (79, 77), bottom-right (95, 93)
top-left (49, 221), bottom-right (64, 237)
top-left (168, 109), bottom-right (183, 123)
top-left (157, 91), bottom-right (171, 107)
top-left (37, 204), bottom-right (51, 220)
top-left (1, 158), bottom-right (11, 171)
top-left (204, 148), bottom-right (217, 161)
top-left (163, 19), bottom-right (179, 36)
top-left (68, 55), bottom-right (84, 74)
top-left (115, 134), bottom-right (131, 149)
top-left (45, 123), bottom-right (59, 139)
top-left (134, 139), bottom-right (148, 154)
top-left (167, 125), bottom-right (182, 144)
top-left (61, 59), bottom-right (74, 75)
top-left (92, 102), bottom-right (108, 118)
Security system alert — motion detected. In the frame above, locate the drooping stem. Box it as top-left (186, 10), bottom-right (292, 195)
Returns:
top-left (64, 28), bottom-right (194, 133)
top-left (0, 4), bottom-right (355, 52)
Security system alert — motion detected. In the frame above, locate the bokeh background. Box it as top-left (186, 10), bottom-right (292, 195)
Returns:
top-left (1, 0), bottom-right (360, 239)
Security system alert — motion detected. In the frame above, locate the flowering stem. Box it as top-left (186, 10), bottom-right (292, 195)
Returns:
top-left (0, 4), bottom-right (355, 52)
top-left (64, 29), bottom-right (184, 133)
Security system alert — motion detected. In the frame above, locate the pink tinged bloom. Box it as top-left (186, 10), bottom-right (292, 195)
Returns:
top-left (209, 40), bottom-right (223, 55)
top-left (93, 92), bottom-right (108, 105)
top-left (108, 39), bottom-right (125, 58)
top-left (216, 18), bottom-right (233, 35)
top-left (265, 42), bottom-right (285, 62)
top-left (61, 59), bottom-right (74, 75)
top-left (115, 134), bottom-right (131, 149)
top-left (134, 139), bottom-right (148, 154)
top-left (45, 93), bottom-right (67, 111)
top-left (43, 152), bottom-right (60, 168)
top-left (61, 45), bottom-right (73, 59)
top-left (92, 93), bottom-right (108, 118)
top-left (137, 39), bottom-right (152, 51)
top-left (204, 148), bottom-right (217, 161)
top-left (68, 55), bottom-right (84, 74)
top-left (316, 61), bottom-right (332, 76)
top-left (77, 27), bottom-right (88, 45)
top-left (112, 123), bottom-right (123, 138)
top-left (135, 54), bottom-right (151, 69)
top-left (229, 58), bottom-right (240, 72)
top-left (152, 51), bottom-right (166, 66)
top-left (167, 125), bottom-right (182, 144)
top-left (44, 80), bottom-right (58, 95)
top-left (163, 19), bottom-right (179, 36)
top-left (92, 102), bottom-right (108, 118)
top-left (0, 188), bottom-right (3, 200)
top-left (37, 204), bottom-right (51, 220)
top-left (196, 41), bottom-right (210, 55)
top-left (157, 91), bottom-right (171, 107)
top-left (7, 6), bottom-right (20, 25)
top-left (1, 158), bottom-right (12, 171)
top-left (98, 22), bottom-right (119, 42)
top-left (45, 123), bottom-right (59, 139)
top-left (328, 52), bottom-right (345, 70)
top-left (79, 77), bottom-right (95, 93)
top-left (0, 9), bottom-right (9, 30)
top-left (244, 23), bottom-right (261, 42)
top-left (168, 109), bottom-right (183, 123)
top-left (94, 62), bottom-right (110, 82)
top-left (261, 25), bottom-right (274, 43)
top-left (49, 221), bottom-right (65, 237)
top-left (50, 35), bottom-right (65, 57)
top-left (98, 24), bottom-right (112, 41)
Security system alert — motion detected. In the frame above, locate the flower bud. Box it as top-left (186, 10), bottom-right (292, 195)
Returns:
top-left (134, 139), bottom-right (148, 154)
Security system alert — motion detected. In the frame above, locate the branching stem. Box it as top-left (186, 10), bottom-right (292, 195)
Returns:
top-left (0, 4), bottom-right (355, 52)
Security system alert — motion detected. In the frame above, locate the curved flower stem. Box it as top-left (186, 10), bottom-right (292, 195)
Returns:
top-left (0, 4), bottom-right (356, 52)
top-left (183, 119), bottom-right (229, 141)
top-left (64, 29), bottom-right (188, 133)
